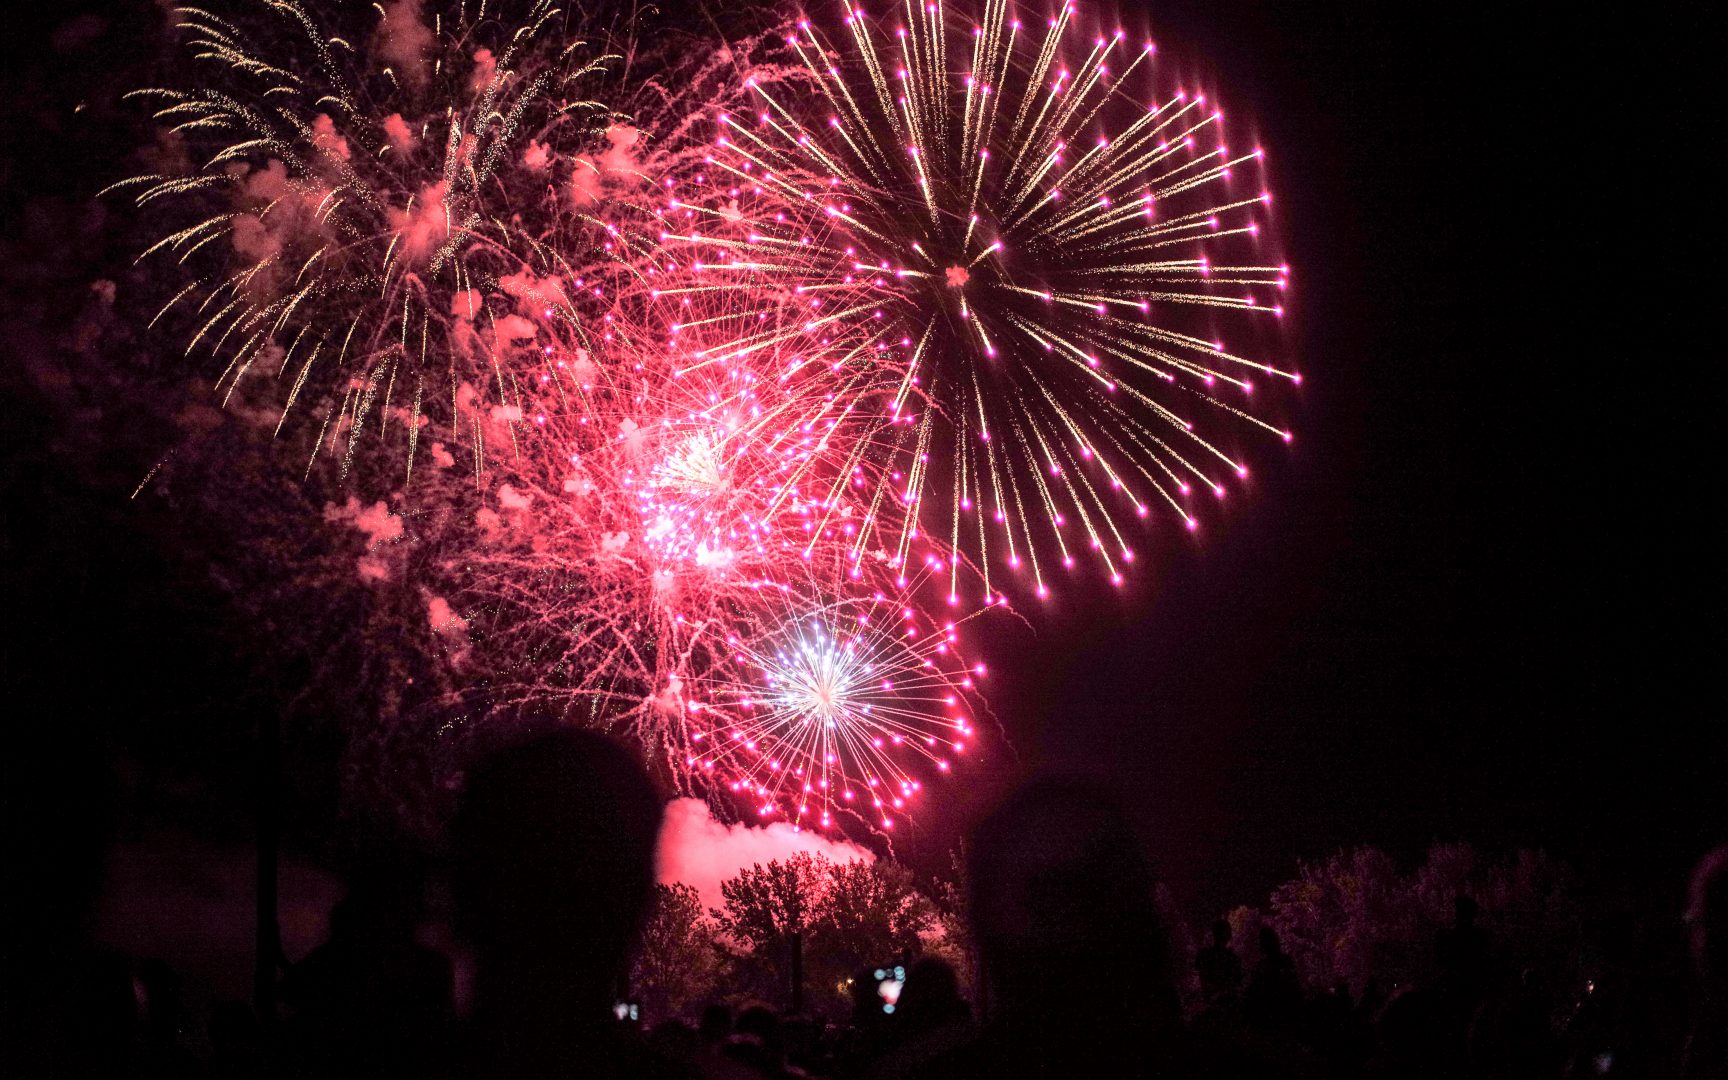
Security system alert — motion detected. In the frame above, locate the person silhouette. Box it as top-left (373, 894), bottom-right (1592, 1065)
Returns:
top-left (894, 956), bottom-right (970, 1036)
top-left (1434, 894), bottom-right (1491, 1003)
top-left (448, 727), bottom-right (672, 1079)
top-left (724, 1003), bottom-right (786, 1077)
top-left (279, 861), bottom-right (451, 1078)
top-left (1195, 918), bottom-right (1245, 1005)
top-left (917, 779), bottom-right (1182, 1077)
top-left (1244, 927), bottom-right (1302, 1030)
top-left (873, 956), bottom-right (973, 1080)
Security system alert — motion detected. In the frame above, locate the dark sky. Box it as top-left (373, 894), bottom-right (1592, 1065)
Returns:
top-left (2, 0), bottom-right (1718, 924)
top-left (879, 1), bottom-right (1720, 910)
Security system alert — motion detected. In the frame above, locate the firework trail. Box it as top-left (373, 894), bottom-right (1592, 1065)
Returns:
top-left (656, 0), bottom-right (1298, 601)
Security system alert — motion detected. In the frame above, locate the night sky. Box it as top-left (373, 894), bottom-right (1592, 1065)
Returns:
top-left (1, 0), bottom-right (1716, 933)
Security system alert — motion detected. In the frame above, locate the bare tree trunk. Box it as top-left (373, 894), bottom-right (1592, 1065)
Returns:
top-left (790, 930), bottom-right (803, 1015)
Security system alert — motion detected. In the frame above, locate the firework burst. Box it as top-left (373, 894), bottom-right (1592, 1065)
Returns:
top-left (108, 0), bottom-right (1298, 834)
top-left (426, 293), bottom-right (984, 825)
top-left (104, 0), bottom-right (1004, 836)
top-left (106, 0), bottom-right (647, 482)
top-left (658, 0), bottom-right (1299, 600)
top-left (687, 589), bottom-right (983, 831)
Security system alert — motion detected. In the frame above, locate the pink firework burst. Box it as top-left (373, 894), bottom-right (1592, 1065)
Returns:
top-left (433, 288), bottom-right (989, 823)
top-left (654, 0), bottom-right (1299, 601)
top-left (687, 587), bottom-right (985, 832)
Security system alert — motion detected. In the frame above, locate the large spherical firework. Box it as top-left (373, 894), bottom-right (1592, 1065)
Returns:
top-left (660, 0), bottom-right (1298, 601)
top-left (687, 591), bottom-right (983, 831)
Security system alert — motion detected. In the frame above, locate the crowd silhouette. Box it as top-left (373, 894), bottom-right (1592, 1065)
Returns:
top-left (4, 728), bottom-right (1724, 1078)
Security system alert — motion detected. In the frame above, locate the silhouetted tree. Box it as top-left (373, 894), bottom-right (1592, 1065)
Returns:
top-left (813, 858), bottom-right (937, 991)
top-left (712, 854), bottom-right (939, 1012)
top-left (631, 883), bottom-right (723, 1023)
top-left (712, 852), bottom-right (827, 1006)
top-left (1259, 843), bottom-right (1581, 997)
top-left (713, 853), bottom-right (824, 951)
top-left (929, 849), bottom-right (978, 996)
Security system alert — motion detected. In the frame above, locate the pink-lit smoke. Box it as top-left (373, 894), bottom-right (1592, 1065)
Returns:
top-left (655, 796), bottom-right (873, 910)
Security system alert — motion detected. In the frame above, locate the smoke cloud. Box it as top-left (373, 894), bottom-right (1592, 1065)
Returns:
top-left (656, 798), bottom-right (874, 912)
